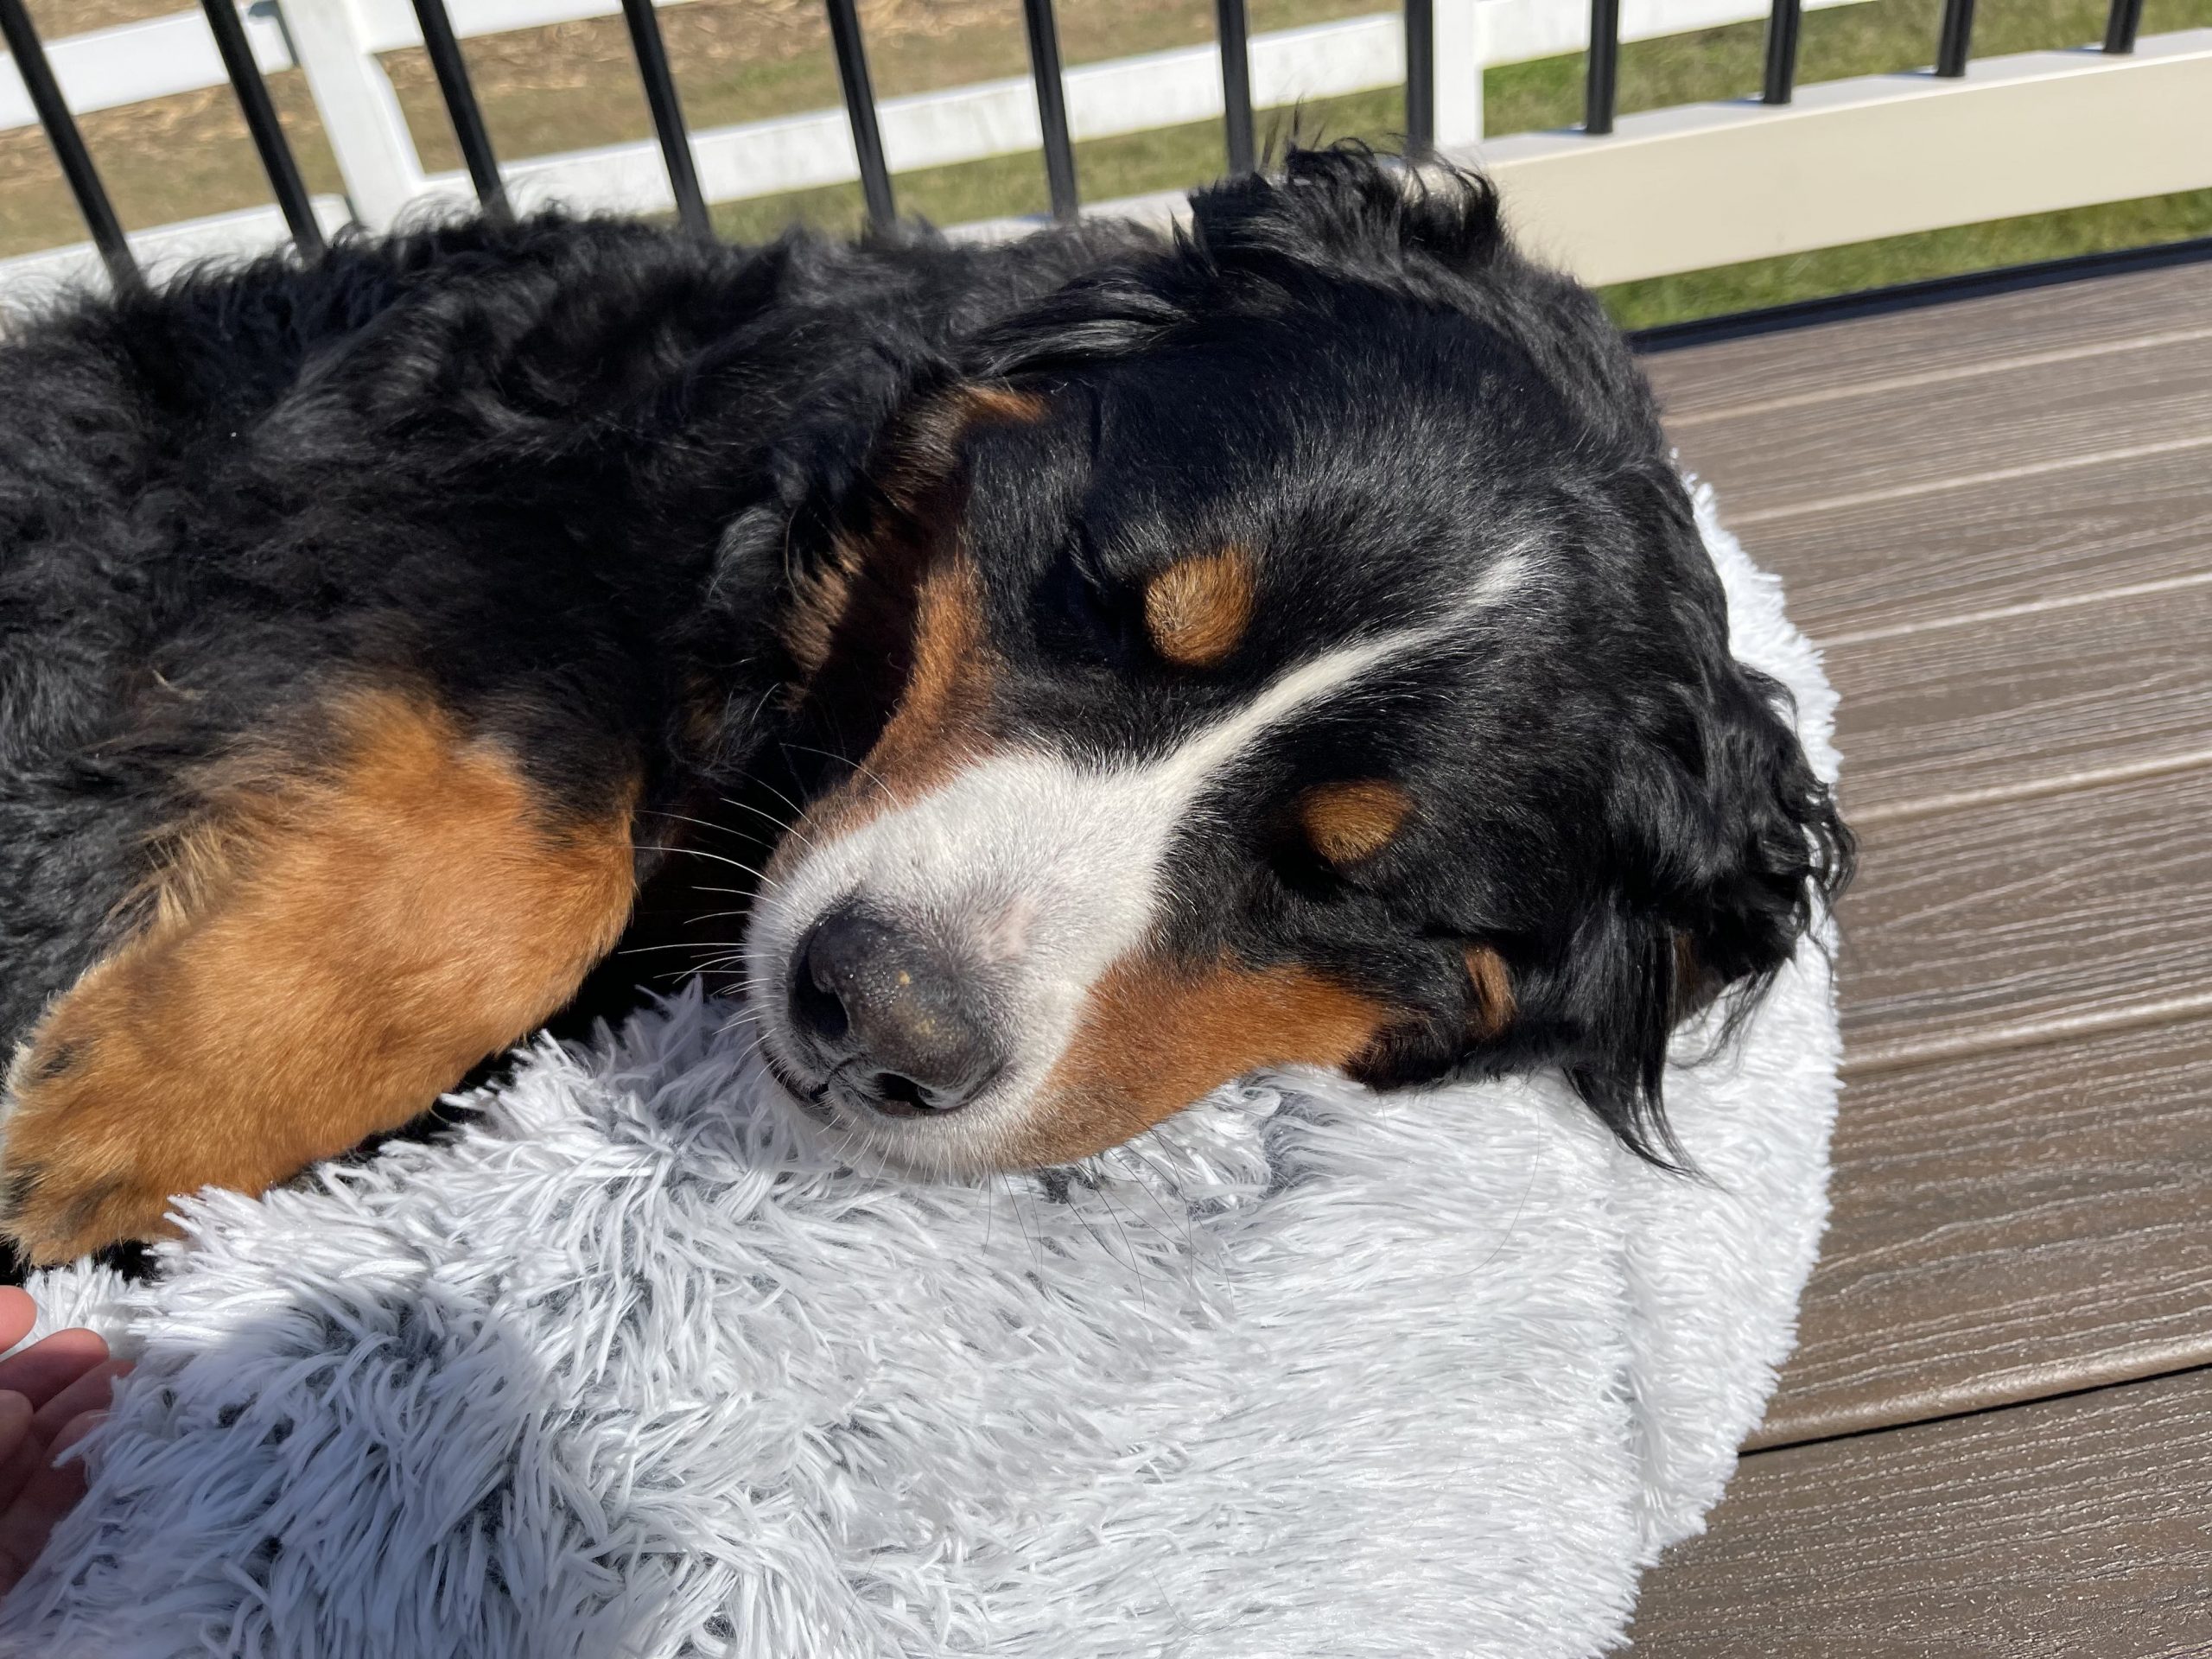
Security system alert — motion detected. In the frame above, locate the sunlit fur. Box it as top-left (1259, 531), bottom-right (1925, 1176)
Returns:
top-left (0, 147), bottom-right (1850, 1255)
top-left (744, 149), bottom-right (1852, 1173)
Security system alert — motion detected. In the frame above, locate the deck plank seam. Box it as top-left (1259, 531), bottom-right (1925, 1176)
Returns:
top-left (1843, 749), bottom-right (2212, 827)
top-left (1746, 1357), bottom-right (2212, 1459)
top-left (1814, 570), bottom-right (2212, 650)
top-left (1722, 433), bottom-right (2212, 526)
top-left (1664, 325), bottom-right (2212, 431)
top-left (1839, 990), bottom-right (2212, 1080)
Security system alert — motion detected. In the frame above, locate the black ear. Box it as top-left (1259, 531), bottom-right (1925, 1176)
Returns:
top-left (1562, 630), bottom-right (1853, 1168)
top-left (1521, 461), bottom-right (1853, 1167)
top-left (1662, 660), bottom-right (1854, 1007)
top-left (1188, 143), bottom-right (1505, 281)
top-left (965, 145), bottom-right (1507, 385)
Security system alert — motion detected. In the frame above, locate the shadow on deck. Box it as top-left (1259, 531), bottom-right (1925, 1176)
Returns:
top-left (1625, 246), bottom-right (2212, 1654)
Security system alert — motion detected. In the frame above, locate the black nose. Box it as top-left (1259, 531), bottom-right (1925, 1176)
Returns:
top-left (790, 905), bottom-right (998, 1115)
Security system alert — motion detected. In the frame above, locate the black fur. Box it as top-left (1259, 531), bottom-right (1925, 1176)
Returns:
top-left (0, 146), bottom-right (1848, 1194)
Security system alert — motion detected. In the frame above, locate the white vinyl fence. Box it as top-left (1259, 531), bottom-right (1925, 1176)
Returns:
top-left (2, 0), bottom-right (2208, 302)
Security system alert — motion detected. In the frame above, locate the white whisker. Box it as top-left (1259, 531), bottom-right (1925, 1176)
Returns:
top-left (780, 740), bottom-right (893, 798)
top-left (632, 844), bottom-right (777, 881)
top-left (715, 795), bottom-right (821, 855)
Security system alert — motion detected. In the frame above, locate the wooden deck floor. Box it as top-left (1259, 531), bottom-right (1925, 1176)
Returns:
top-left (1624, 252), bottom-right (2212, 1655)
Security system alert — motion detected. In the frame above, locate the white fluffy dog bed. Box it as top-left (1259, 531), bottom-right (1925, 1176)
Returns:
top-left (0, 489), bottom-right (1840, 1659)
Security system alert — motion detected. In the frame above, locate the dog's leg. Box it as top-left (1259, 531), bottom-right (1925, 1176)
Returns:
top-left (0, 689), bottom-right (638, 1265)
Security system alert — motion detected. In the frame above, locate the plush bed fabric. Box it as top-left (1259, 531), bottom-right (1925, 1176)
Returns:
top-left (0, 486), bottom-right (1841, 1658)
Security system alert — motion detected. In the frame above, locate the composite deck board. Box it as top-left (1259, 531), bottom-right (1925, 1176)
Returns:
top-left (1827, 580), bottom-right (2212, 817)
top-left (1639, 255), bottom-right (2212, 422)
top-left (1837, 767), bottom-right (2212, 1066)
top-left (1632, 252), bottom-right (2212, 1649)
top-left (1756, 1015), bottom-right (2212, 1447)
top-left (1669, 332), bottom-right (2212, 523)
top-left (1737, 441), bottom-right (2212, 643)
top-left (1630, 1366), bottom-right (2212, 1657)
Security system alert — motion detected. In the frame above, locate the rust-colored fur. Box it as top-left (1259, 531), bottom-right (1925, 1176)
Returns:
top-left (1463, 945), bottom-right (1516, 1040)
top-left (1143, 548), bottom-right (1255, 669)
top-left (2, 690), bottom-right (637, 1263)
top-left (1299, 779), bottom-right (1413, 865)
top-left (1021, 954), bottom-right (1389, 1165)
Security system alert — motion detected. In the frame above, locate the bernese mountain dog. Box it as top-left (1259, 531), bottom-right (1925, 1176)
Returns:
top-left (0, 147), bottom-right (1849, 1265)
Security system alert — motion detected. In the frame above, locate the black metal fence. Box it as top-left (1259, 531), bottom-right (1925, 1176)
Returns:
top-left (0, 0), bottom-right (2167, 285)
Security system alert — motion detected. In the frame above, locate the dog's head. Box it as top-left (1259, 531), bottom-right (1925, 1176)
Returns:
top-left (740, 149), bottom-right (1850, 1176)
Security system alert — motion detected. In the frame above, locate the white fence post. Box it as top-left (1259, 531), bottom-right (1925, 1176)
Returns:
top-left (1433, 0), bottom-right (1484, 146)
top-left (273, 0), bottom-right (424, 227)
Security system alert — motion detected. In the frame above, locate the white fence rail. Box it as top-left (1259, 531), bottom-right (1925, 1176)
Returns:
top-left (1023, 29), bottom-right (2212, 285)
top-left (1478, 29), bottom-right (2212, 285)
top-left (3, 0), bottom-right (1869, 294)
top-left (0, 6), bottom-right (289, 124)
top-left (2, 0), bottom-right (2206, 304)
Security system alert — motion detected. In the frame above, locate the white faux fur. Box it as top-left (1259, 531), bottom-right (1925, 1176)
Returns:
top-left (0, 489), bottom-right (1840, 1659)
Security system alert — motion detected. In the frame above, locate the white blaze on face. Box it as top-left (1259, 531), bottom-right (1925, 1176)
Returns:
top-left (747, 550), bottom-right (1531, 1170)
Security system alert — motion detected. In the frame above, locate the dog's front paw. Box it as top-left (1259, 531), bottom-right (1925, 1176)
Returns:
top-left (1, 1013), bottom-right (195, 1266)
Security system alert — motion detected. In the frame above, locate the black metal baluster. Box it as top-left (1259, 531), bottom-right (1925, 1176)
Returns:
top-left (2103, 0), bottom-right (2145, 52)
top-left (410, 0), bottom-right (509, 221)
top-left (200, 0), bottom-right (324, 256)
top-left (1404, 0), bottom-right (1433, 156)
top-left (1584, 0), bottom-right (1619, 134)
top-left (1019, 0), bottom-right (1078, 221)
top-left (1761, 0), bottom-right (1802, 104)
top-left (823, 0), bottom-right (894, 229)
top-left (1936, 0), bottom-right (1976, 76)
top-left (0, 0), bottom-right (137, 287)
top-left (1215, 0), bottom-right (1255, 174)
top-left (618, 0), bottom-right (709, 236)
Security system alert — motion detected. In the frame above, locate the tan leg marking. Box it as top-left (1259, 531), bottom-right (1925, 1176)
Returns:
top-left (1, 690), bottom-right (637, 1263)
top-left (1017, 954), bottom-right (1392, 1166)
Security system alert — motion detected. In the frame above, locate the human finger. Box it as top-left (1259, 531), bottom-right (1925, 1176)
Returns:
top-left (27, 1359), bottom-right (127, 1451)
top-left (0, 1410), bottom-right (101, 1599)
top-left (0, 1332), bottom-right (108, 1414)
top-left (0, 1291), bottom-right (34, 1357)
top-left (0, 1393), bottom-right (40, 1514)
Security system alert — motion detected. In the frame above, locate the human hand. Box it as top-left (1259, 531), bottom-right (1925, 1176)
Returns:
top-left (0, 1287), bottom-right (127, 1598)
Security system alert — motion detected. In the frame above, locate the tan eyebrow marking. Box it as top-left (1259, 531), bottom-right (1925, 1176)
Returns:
top-left (1464, 944), bottom-right (1516, 1039)
top-left (771, 555), bottom-right (997, 876)
top-left (954, 384), bottom-right (1050, 425)
top-left (1299, 779), bottom-right (1413, 865)
top-left (779, 382), bottom-right (1046, 687)
top-left (1143, 546), bottom-right (1256, 668)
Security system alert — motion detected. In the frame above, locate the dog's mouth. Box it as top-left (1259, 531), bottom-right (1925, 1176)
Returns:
top-left (758, 1041), bottom-right (836, 1123)
top-left (754, 1026), bottom-right (1035, 1184)
top-left (760, 1043), bottom-right (963, 1126)
top-left (753, 995), bottom-right (1016, 1157)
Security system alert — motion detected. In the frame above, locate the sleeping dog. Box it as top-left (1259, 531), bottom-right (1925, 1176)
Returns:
top-left (0, 148), bottom-right (1849, 1265)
